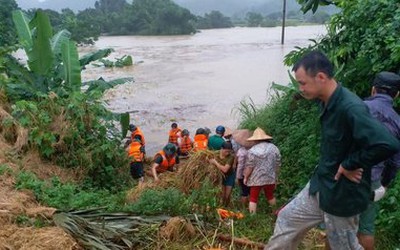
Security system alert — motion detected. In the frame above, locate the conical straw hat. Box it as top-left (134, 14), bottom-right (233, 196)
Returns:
top-left (232, 129), bottom-right (256, 148)
top-left (247, 127), bottom-right (273, 141)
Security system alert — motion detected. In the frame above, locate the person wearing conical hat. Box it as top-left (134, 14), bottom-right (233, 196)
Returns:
top-left (243, 127), bottom-right (281, 214)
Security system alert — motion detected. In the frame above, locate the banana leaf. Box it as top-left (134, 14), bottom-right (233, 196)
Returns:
top-left (53, 210), bottom-right (169, 249)
top-left (84, 77), bottom-right (133, 95)
top-left (120, 112), bottom-right (130, 139)
top-left (12, 10), bottom-right (33, 51)
top-left (271, 70), bottom-right (300, 94)
top-left (61, 40), bottom-right (81, 91)
top-left (79, 48), bottom-right (114, 68)
top-left (51, 29), bottom-right (71, 56)
top-left (99, 59), bottom-right (114, 67)
top-left (115, 55), bottom-right (133, 67)
top-left (28, 10), bottom-right (54, 76)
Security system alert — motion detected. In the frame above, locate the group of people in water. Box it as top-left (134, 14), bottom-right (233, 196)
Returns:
top-left (125, 121), bottom-right (282, 214)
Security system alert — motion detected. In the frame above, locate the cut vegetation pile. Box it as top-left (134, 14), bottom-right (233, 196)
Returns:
top-left (126, 150), bottom-right (224, 202)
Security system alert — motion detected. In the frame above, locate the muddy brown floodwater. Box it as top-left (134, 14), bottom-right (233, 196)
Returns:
top-left (80, 25), bottom-right (326, 155)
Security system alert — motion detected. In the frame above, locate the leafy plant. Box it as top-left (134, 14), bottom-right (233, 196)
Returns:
top-left (16, 171), bottom-right (128, 211)
top-left (128, 188), bottom-right (188, 216)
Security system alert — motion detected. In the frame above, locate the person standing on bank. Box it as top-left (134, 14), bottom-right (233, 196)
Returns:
top-left (232, 129), bottom-right (256, 208)
top-left (244, 127), bottom-right (281, 214)
top-left (208, 125), bottom-right (226, 150)
top-left (126, 135), bottom-right (145, 186)
top-left (208, 141), bottom-right (236, 207)
top-left (357, 72), bottom-right (400, 250)
top-left (266, 51), bottom-right (400, 250)
top-left (129, 124), bottom-right (146, 154)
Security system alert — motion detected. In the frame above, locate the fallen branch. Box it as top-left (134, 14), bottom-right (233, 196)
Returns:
top-left (217, 234), bottom-right (265, 249)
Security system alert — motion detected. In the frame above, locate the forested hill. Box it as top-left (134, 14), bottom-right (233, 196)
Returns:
top-left (16, 0), bottom-right (337, 17)
top-left (16, 0), bottom-right (292, 14)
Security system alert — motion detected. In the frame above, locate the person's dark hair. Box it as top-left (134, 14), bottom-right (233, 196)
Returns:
top-left (129, 124), bottom-right (137, 132)
top-left (133, 134), bottom-right (142, 142)
top-left (375, 87), bottom-right (399, 98)
top-left (292, 51), bottom-right (334, 78)
top-left (221, 141), bottom-right (233, 150)
top-left (171, 122), bottom-right (178, 128)
top-left (195, 128), bottom-right (205, 135)
top-left (163, 143), bottom-right (177, 156)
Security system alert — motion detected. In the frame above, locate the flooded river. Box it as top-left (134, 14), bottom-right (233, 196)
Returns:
top-left (81, 25), bottom-right (326, 155)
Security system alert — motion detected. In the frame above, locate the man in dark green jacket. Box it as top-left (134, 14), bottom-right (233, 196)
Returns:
top-left (266, 51), bottom-right (400, 250)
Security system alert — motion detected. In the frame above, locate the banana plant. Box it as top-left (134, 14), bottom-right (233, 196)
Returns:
top-left (7, 9), bottom-right (132, 101)
top-left (271, 70), bottom-right (300, 95)
top-left (10, 10), bottom-right (80, 98)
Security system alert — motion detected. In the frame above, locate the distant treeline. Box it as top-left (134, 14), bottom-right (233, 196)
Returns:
top-left (2, 0), bottom-right (331, 45)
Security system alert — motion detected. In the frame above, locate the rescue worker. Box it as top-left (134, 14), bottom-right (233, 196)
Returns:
top-left (126, 135), bottom-right (145, 186)
top-left (168, 122), bottom-right (182, 146)
top-left (178, 129), bottom-right (193, 157)
top-left (208, 125), bottom-right (225, 150)
top-left (151, 143), bottom-right (180, 182)
top-left (129, 124), bottom-right (146, 153)
top-left (193, 128), bottom-right (208, 151)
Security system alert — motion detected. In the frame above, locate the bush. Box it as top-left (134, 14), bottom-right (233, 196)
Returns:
top-left (128, 188), bottom-right (188, 216)
top-left (11, 94), bottom-right (130, 189)
top-left (16, 171), bottom-right (127, 211)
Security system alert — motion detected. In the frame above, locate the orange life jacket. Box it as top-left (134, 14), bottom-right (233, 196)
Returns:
top-left (179, 135), bottom-right (193, 154)
top-left (128, 141), bottom-right (144, 162)
top-left (131, 127), bottom-right (146, 146)
top-left (193, 134), bottom-right (208, 151)
top-left (154, 150), bottom-right (176, 173)
top-left (168, 128), bottom-right (181, 145)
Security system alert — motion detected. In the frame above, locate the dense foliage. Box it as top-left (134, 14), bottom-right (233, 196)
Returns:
top-left (196, 11), bottom-right (233, 29)
top-left (239, 0), bottom-right (400, 247)
top-left (1, 10), bottom-right (132, 189)
top-left (0, 0), bottom-right (18, 46)
top-left (286, 0), bottom-right (400, 97)
top-left (36, 0), bottom-right (197, 41)
top-left (4, 0), bottom-right (333, 44)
